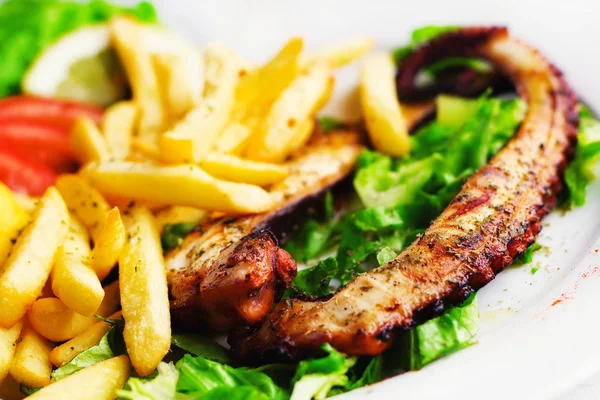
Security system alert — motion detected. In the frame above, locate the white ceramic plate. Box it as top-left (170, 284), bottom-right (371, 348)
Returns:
top-left (152, 1), bottom-right (600, 398)
top-left (4, 1), bottom-right (600, 399)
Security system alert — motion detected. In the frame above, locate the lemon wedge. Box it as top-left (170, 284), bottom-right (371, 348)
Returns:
top-left (23, 24), bottom-right (204, 107)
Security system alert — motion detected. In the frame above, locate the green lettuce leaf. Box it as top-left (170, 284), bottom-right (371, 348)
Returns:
top-left (289, 94), bottom-right (525, 297)
top-left (0, 0), bottom-right (157, 97)
top-left (388, 293), bottom-right (479, 371)
top-left (176, 354), bottom-right (289, 400)
top-left (565, 107), bottom-right (600, 207)
top-left (171, 333), bottom-right (231, 364)
top-left (392, 25), bottom-right (459, 65)
top-left (117, 362), bottom-right (179, 400)
top-left (51, 325), bottom-right (124, 381)
top-left (290, 345), bottom-right (382, 400)
top-left (512, 243), bottom-right (542, 267)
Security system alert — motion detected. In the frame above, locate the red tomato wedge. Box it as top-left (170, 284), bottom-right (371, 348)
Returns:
top-left (0, 148), bottom-right (58, 196)
top-left (0, 96), bottom-right (103, 129)
top-left (0, 118), bottom-right (74, 159)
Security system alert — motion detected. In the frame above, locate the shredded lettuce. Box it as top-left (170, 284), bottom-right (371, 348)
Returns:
top-left (176, 354), bottom-right (289, 400)
top-left (171, 333), bottom-right (231, 364)
top-left (0, 0), bottom-right (157, 97)
top-left (392, 26), bottom-right (459, 65)
top-left (117, 362), bottom-right (180, 400)
top-left (565, 107), bottom-right (600, 207)
top-left (389, 293), bottom-right (479, 371)
top-left (288, 94), bottom-right (526, 297)
top-left (51, 325), bottom-right (125, 381)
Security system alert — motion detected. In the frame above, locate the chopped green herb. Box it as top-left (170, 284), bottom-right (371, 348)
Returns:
top-left (512, 243), bottom-right (543, 267)
top-left (531, 267), bottom-right (540, 275)
top-left (318, 116), bottom-right (345, 133)
top-left (161, 223), bottom-right (197, 251)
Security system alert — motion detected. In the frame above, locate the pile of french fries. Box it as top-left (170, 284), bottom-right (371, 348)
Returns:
top-left (0, 15), bottom-right (383, 399)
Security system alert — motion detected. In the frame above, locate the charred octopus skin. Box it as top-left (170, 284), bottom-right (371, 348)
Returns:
top-left (167, 130), bottom-right (364, 331)
top-left (231, 27), bottom-right (579, 361)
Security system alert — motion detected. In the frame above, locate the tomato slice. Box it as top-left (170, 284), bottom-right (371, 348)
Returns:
top-left (0, 118), bottom-right (74, 159)
top-left (0, 96), bottom-right (103, 129)
top-left (0, 148), bottom-right (58, 196)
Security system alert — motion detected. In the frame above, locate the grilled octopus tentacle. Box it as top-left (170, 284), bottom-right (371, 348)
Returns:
top-left (167, 130), bottom-right (364, 331)
top-left (231, 27), bottom-right (579, 361)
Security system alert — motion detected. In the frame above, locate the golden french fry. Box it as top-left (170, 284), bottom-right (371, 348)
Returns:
top-left (102, 101), bottom-right (137, 160)
top-left (159, 43), bottom-right (248, 163)
top-left (55, 175), bottom-right (111, 240)
top-left (155, 206), bottom-right (207, 232)
top-left (51, 215), bottom-right (104, 316)
top-left (120, 205), bottom-right (170, 376)
top-left (153, 54), bottom-right (197, 122)
top-left (110, 17), bottom-right (165, 143)
top-left (246, 60), bottom-right (333, 162)
top-left (28, 298), bottom-right (94, 342)
top-left (218, 38), bottom-right (303, 155)
top-left (130, 137), bottom-right (161, 160)
top-left (49, 311), bottom-right (121, 367)
top-left (212, 123), bottom-right (253, 155)
top-left (0, 183), bottom-right (29, 267)
top-left (0, 187), bottom-right (69, 328)
top-left (201, 153), bottom-right (288, 186)
top-left (360, 52), bottom-right (411, 156)
top-left (81, 161), bottom-right (274, 213)
top-left (28, 281), bottom-right (118, 344)
top-left (285, 118), bottom-right (316, 155)
top-left (70, 117), bottom-right (110, 164)
top-left (91, 208), bottom-right (126, 281)
top-left (27, 355), bottom-right (130, 400)
top-left (9, 322), bottom-right (53, 388)
top-left (96, 281), bottom-right (120, 317)
top-left (302, 37), bottom-right (374, 68)
top-left (0, 320), bottom-right (23, 385)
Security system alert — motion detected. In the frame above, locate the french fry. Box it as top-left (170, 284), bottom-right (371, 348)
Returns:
top-left (27, 355), bottom-right (130, 400)
top-left (28, 298), bottom-right (95, 342)
top-left (97, 281), bottom-right (120, 318)
top-left (153, 54), bottom-right (197, 122)
top-left (81, 161), bottom-right (274, 213)
top-left (70, 117), bottom-right (110, 164)
top-left (155, 206), bottom-right (207, 232)
top-left (0, 320), bottom-right (23, 385)
top-left (130, 137), bottom-right (161, 160)
top-left (55, 174), bottom-right (111, 240)
top-left (102, 101), bottom-right (137, 160)
top-left (217, 38), bottom-right (303, 155)
top-left (302, 37), bottom-right (374, 68)
top-left (91, 208), bottom-right (126, 281)
top-left (51, 215), bottom-right (104, 316)
top-left (159, 43), bottom-right (248, 163)
top-left (9, 322), bottom-right (53, 388)
top-left (200, 153), bottom-right (288, 186)
top-left (246, 59), bottom-right (333, 162)
top-left (285, 118), bottom-right (316, 155)
top-left (0, 187), bottom-right (69, 328)
top-left (0, 182), bottom-right (29, 267)
top-left (120, 205), bottom-right (170, 376)
top-left (212, 123), bottom-right (253, 155)
top-left (360, 52), bottom-right (411, 156)
top-left (49, 311), bottom-right (122, 367)
top-left (110, 17), bottom-right (165, 143)
top-left (28, 281), bottom-right (119, 343)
